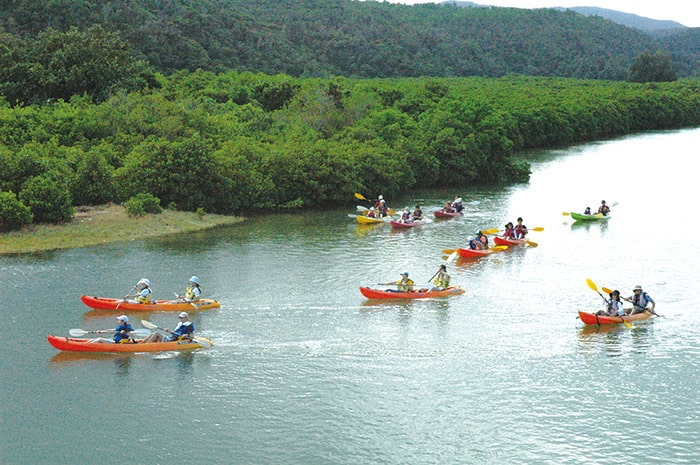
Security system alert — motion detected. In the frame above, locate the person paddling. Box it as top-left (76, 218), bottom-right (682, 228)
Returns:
top-left (90, 315), bottom-right (134, 343)
top-left (623, 285), bottom-right (655, 315)
top-left (179, 276), bottom-right (202, 302)
top-left (431, 265), bottom-right (451, 291)
top-left (597, 200), bottom-right (610, 216)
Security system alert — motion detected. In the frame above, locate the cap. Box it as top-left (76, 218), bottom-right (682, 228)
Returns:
top-left (400, 272), bottom-right (409, 277)
top-left (634, 285), bottom-right (643, 291)
top-left (179, 312), bottom-right (189, 318)
top-left (189, 276), bottom-right (200, 284)
top-left (378, 195), bottom-right (383, 200)
top-left (117, 315), bottom-right (129, 323)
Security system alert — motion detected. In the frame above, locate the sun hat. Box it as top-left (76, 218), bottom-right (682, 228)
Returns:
top-left (634, 285), bottom-right (643, 291)
top-left (117, 315), bottom-right (129, 323)
top-left (189, 276), bottom-right (200, 284)
top-left (179, 312), bottom-right (189, 318)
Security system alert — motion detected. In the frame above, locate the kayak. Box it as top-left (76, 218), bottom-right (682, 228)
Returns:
top-left (80, 295), bottom-right (220, 311)
top-left (390, 220), bottom-right (426, 228)
top-left (578, 310), bottom-right (652, 325)
top-left (359, 286), bottom-right (465, 299)
top-left (433, 210), bottom-right (462, 218)
top-left (356, 215), bottom-right (386, 225)
top-left (493, 236), bottom-right (527, 247)
top-left (457, 247), bottom-right (494, 258)
top-left (46, 335), bottom-right (212, 353)
top-left (570, 212), bottom-right (611, 221)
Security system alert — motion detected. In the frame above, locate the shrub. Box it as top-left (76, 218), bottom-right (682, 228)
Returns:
top-left (0, 191), bottom-right (33, 232)
top-left (125, 193), bottom-right (162, 217)
top-left (19, 175), bottom-right (74, 224)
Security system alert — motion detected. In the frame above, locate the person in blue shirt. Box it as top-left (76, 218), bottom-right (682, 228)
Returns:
top-left (141, 312), bottom-right (195, 343)
top-left (90, 315), bottom-right (134, 343)
top-left (624, 285), bottom-right (655, 315)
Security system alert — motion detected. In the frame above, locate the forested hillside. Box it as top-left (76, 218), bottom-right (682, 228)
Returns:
top-left (1, 0), bottom-right (697, 80)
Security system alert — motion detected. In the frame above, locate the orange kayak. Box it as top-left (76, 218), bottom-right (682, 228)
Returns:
top-left (493, 236), bottom-right (527, 246)
top-left (46, 335), bottom-right (211, 353)
top-left (578, 310), bottom-right (652, 325)
top-left (359, 286), bottom-right (465, 299)
top-left (80, 295), bottom-right (220, 311)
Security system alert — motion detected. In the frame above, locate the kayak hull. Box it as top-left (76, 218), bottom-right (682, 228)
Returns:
top-left (356, 215), bottom-right (386, 224)
top-left (457, 247), bottom-right (492, 258)
top-left (570, 212), bottom-right (611, 221)
top-left (493, 236), bottom-right (527, 246)
top-left (578, 310), bottom-right (652, 325)
top-left (46, 335), bottom-right (210, 353)
top-left (80, 295), bottom-right (220, 311)
top-left (359, 286), bottom-right (465, 299)
top-left (433, 210), bottom-right (462, 218)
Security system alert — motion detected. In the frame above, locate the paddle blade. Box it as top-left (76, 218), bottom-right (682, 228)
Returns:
top-left (602, 286), bottom-right (613, 295)
top-left (447, 251), bottom-right (458, 263)
top-left (195, 336), bottom-right (213, 348)
top-left (354, 193), bottom-right (367, 201)
top-left (525, 240), bottom-right (538, 247)
top-left (356, 205), bottom-right (369, 212)
top-left (69, 329), bottom-right (90, 336)
top-left (483, 228), bottom-right (500, 235)
top-left (623, 320), bottom-right (634, 329)
top-left (586, 278), bottom-right (599, 293)
top-left (493, 245), bottom-right (508, 250)
top-left (141, 320), bottom-right (158, 330)
top-left (442, 249), bottom-right (457, 254)
top-left (347, 214), bottom-right (358, 219)
top-left (532, 227), bottom-right (544, 232)
top-left (562, 212), bottom-right (570, 216)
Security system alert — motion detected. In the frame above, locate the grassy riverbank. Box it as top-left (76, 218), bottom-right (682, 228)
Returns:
top-left (0, 204), bottom-right (242, 255)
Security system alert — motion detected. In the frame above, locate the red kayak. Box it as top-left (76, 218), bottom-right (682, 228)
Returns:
top-left (360, 286), bottom-right (465, 299)
top-left (81, 295), bottom-right (220, 311)
top-left (493, 236), bottom-right (527, 246)
top-left (578, 310), bottom-right (652, 325)
top-left (46, 335), bottom-right (212, 353)
top-left (457, 246), bottom-right (509, 258)
top-left (433, 210), bottom-right (462, 218)
top-left (390, 220), bottom-right (425, 228)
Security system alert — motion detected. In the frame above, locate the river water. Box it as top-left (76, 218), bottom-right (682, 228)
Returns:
top-left (1, 128), bottom-right (699, 465)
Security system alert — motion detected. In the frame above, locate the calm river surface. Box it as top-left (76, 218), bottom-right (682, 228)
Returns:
top-left (2, 128), bottom-right (699, 465)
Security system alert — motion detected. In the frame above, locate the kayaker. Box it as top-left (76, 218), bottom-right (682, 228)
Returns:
top-left (472, 231), bottom-right (489, 250)
top-left (597, 200), bottom-right (610, 216)
top-left (584, 207), bottom-right (591, 215)
top-left (431, 265), bottom-right (451, 291)
top-left (367, 207), bottom-right (376, 218)
top-left (624, 285), bottom-right (655, 315)
top-left (515, 218), bottom-right (528, 239)
top-left (453, 195), bottom-right (464, 212)
top-left (129, 278), bottom-right (153, 303)
top-left (396, 272), bottom-right (414, 292)
top-left (400, 207), bottom-right (412, 223)
top-left (374, 195), bottom-right (389, 217)
top-left (442, 200), bottom-right (454, 213)
top-left (179, 276), bottom-right (201, 302)
top-left (502, 222), bottom-right (516, 240)
top-left (597, 290), bottom-right (624, 316)
top-left (412, 205), bottom-right (424, 221)
top-left (90, 315), bottom-right (134, 343)
top-left (142, 312), bottom-right (195, 343)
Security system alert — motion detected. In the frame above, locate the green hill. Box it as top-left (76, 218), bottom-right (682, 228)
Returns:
top-left (1, 0), bottom-right (697, 79)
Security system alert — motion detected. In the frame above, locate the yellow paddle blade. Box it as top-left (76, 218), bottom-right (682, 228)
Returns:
top-left (602, 286), bottom-right (613, 294)
top-left (492, 245), bottom-right (508, 250)
top-left (532, 227), bottom-right (544, 232)
top-left (483, 228), bottom-right (500, 234)
top-left (525, 240), bottom-right (538, 247)
top-left (562, 212), bottom-right (570, 216)
top-left (586, 278), bottom-right (598, 292)
top-left (442, 249), bottom-right (457, 254)
top-left (621, 318), bottom-right (634, 329)
top-left (354, 193), bottom-right (367, 201)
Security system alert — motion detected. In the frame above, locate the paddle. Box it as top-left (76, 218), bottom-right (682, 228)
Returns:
top-left (115, 286), bottom-right (137, 310)
top-left (354, 192), bottom-right (368, 201)
top-left (430, 252), bottom-right (459, 280)
top-left (141, 320), bottom-right (212, 348)
top-left (586, 278), bottom-right (633, 328)
top-left (172, 292), bottom-right (197, 308)
top-left (602, 286), bottom-right (664, 318)
top-left (69, 328), bottom-right (151, 338)
top-left (562, 212), bottom-right (570, 216)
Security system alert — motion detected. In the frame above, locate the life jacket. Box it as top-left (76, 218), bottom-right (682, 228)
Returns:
top-left (503, 228), bottom-right (516, 240)
top-left (135, 287), bottom-right (152, 303)
top-left (633, 292), bottom-right (652, 311)
top-left (397, 278), bottom-right (414, 292)
top-left (185, 285), bottom-right (201, 301)
top-left (433, 273), bottom-right (450, 288)
top-left (113, 324), bottom-right (134, 343)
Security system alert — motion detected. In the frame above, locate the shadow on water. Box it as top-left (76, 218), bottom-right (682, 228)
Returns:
top-left (49, 351), bottom-right (134, 376)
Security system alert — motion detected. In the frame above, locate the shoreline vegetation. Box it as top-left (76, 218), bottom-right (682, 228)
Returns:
top-left (0, 204), bottom-right (242, 256)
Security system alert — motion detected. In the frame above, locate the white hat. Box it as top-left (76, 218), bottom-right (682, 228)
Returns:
top-left (378, 195), bottom-right (384, 200)
top-left (117, 315), bottom-right (129, 323)
top-left (189, 276), bottom-right (200, 284)
top-left (179, 312), bottom-right (189, 318)
top-left (138, 278), bottom-right (150, 287)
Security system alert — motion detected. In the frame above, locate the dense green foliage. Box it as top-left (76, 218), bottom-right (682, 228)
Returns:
top-left (0, 191), bottom-right (33, 232)
top-left (0, 72), bottom-right (699, 230)
top-left (1, 0), bottom-right (697, 80)
top-left (0, 25), bottom-right (156, 106)
top-left (628, 52), bottom-right (677, 82)
top-left (125, 193), bottom-right (163, 217)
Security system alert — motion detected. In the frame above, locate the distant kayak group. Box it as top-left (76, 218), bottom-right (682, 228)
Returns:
top-left (47, 276), bottom-right (219, 353)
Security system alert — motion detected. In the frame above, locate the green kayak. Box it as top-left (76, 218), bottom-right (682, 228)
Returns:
top-left (570, 212), bottom-right (611, 221)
